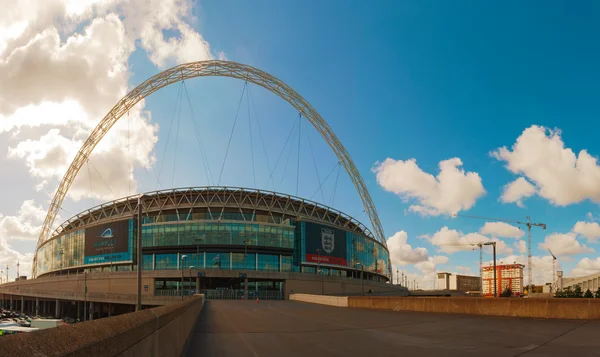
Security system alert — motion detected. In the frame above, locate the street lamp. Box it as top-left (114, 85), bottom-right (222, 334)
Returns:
top-left (243, 239), bottom-right (250, 269)
top-left (59, 248), bottom-right (64, 276)
top-left (316, 248), bottom-right (324, 295)
top-left (356, 262), bottom-right (364, 296)
top-left (194, 236), bottom-right (203, 257)
top-left (189, 266), bottom-right (194, 298)
top-left (136, 194), bottom-right (145, 312)
top-left (181, 255), bottom-right (187, 301)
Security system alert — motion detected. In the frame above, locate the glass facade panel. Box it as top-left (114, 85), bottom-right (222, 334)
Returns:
top-left (141, 222), bottom-right (294, 250)
top-left (35, 206), bottom-right (388, 282)
top-left (155, 254), bottom-right (178, 270)
top-left (257, 254), bottom-right (279, 272)
top-left (346, 232), bottom-right (388, 275)
top-left (232, 253), bottom-right (256, 270)
top-left (206, 253), bottom-right (230, 270)
top-left (143, 254), bottom-right (153, 270)
top-left (281, 256), bottom-right (292, 272)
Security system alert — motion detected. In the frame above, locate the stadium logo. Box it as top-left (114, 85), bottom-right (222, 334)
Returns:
top-left (99, 228), bottom-right (114, 239)
top-left (321, 228), bottom-right (335, 254)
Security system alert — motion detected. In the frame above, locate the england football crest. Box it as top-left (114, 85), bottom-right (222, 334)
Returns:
top-left (321, 228), bottom-right (335, 254)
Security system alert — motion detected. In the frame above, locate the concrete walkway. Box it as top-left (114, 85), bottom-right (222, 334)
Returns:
top-left (183, 300), bottom-right (600, 357)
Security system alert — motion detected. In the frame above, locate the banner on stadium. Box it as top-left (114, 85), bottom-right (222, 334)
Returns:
top-left (84, 220), bottom-right (132, 264)
top-left (304, 221), bottom-right (347, 266)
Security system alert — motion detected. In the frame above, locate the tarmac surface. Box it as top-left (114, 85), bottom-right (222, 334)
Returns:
top-left (183, 300), bottom-right (600, 357)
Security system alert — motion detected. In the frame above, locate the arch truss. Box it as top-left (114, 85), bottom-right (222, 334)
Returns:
top-left (34, 60), bottom-right (388, 276)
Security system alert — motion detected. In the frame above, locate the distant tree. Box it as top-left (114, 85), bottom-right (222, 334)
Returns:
top-left (559, 286), bottom-right (573, 298)
top-left (595, 288), bottom-right (600, 298)
top-left (574, 285), bottom-right (584, 298)
top-left (584, 289), bottom-right (594, 298)
top-left (500, 288), bottom-right (512, 297)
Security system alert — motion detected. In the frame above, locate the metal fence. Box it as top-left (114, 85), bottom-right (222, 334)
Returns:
top-left (154, 289), bottom-right (283, 300)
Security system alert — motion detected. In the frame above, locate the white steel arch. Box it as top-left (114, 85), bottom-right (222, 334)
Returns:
top-left (34, 60), bottom-right (387, 275)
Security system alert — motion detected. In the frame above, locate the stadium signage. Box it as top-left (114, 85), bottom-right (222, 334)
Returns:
top-left (84, 220), bottom-right (131, 264)
top-left (304, 222), bottom-right (347, 266)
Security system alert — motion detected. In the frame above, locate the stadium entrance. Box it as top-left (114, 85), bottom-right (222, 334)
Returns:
top-left (154, 277), bottom-right (284, 300)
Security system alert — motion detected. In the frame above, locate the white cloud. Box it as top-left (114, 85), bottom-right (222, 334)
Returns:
top-left (572, 221), bottom-right (600, 242)
top-left (492, 125), bottom-right (600, 206)
top-left (515, 240), bottom-right (527, 254)
top-left (386, 231), bottom-right (429, 266)
top-left (499, 177), bottom-right (536, 207)
top-left (480, 221), bottom-right (524, 239)
top-left (0, 0), bottom-right (220, 275)
top-left (373, 157), bottom-right (485, 216)
top-left (538, 233), bottom-right (594, 256)
top-left (425, 226), bottom-right (513, 255)
top-left (0, 200), bottom-right (46, 241)
top-left (571, 257), bottom-right (600, 277)
top-left (487, 254), bottom-right (559, 285)
top-left (0, 236), bottom-right (34, 281)
top-left (454, 266), bottom-right (474, 276)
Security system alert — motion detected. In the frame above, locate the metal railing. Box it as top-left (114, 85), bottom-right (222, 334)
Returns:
top-left (154, 289), bottom-right (283, 300)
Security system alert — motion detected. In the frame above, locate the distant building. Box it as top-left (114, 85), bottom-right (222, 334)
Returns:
top-left (482, 264), bottom-right (524, 297)
top-left (557, 270), bottom-right (600, 293)
top-left (436, 272), bottom-right (480, 292)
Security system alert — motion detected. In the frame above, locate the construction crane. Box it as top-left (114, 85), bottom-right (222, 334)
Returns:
top-left (440, 241), bottom-right (497, 297)
top-left (455, 214), bottom-right (546, 292)
top-left (548, 248), bottom-right (557, 293)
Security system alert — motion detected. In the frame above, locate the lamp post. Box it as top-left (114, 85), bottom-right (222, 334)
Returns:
top-left (136, 194), bottom-right (144, 312)
top-left (181, 255), bottom-right (187, 301)
top-left (243, 239), bottom-right (250, 269)
top-left (356, 262), bottom-right (364, 296)
top-left (59, 248), bottom-right (64, 276)
top-left (189, 266), bottom-right (194, 298)
top-left (316, 248), bottom-right (323, 295)
top-left (83, 271), bottom-right (87, 321)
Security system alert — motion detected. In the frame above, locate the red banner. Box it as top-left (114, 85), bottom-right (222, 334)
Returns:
top-left (306, 254), bottom-right (347, 267)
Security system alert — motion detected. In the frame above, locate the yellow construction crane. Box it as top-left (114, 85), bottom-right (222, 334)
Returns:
top-left (454, 213), bottom-right (546, 291)
top-left (440, 241), bottom-right (497, 297)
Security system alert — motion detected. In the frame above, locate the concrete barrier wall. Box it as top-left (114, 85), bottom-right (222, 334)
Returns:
top-left (0, 295), bottom-right (204, 357)
top-left (348, 296), bottom-right (600, 320)
top-left (290, 294), bottom-right (348, 307)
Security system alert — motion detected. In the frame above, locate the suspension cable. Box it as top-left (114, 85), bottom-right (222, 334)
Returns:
top-left (171, 81), bottom-right (184, 187)
top-left (183, 81), bottom-right (213, 185)
top-left (128, 111), bottom-right (131, 195)
top-left (247, 85), bottom-right (275, 191)
top-left (278, 114), bottom-right (301, 187)
top-left (309, 161), bottom-right (341, 201)
top-left (88, 159), bottom-right (114, 195)
top-left (296, 113), bottom-right (301, 196)
top-left (265, 113), bottom-right (300, 190)
top-left (305, 120), bottom-right (325, 203)
top-left (86, 160), bottom-right (95, 206)
top-left (157, 82), bottom-right (184, 187)
top-left (246, 82), bottom-right (256, 187)
top-left (330, 163), bottom-right (341, 206)
top-left (218, 82), bottom-right (247, 186)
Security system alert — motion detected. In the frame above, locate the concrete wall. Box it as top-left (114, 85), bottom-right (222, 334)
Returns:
top-left (0, 295), bottom-right (204, 357)
top-left (0, 270), bottom-right (408, 306)
top-left (290, 293), bottom-right (348, 307)
top-left (347, 296), bottom-right (600, 320)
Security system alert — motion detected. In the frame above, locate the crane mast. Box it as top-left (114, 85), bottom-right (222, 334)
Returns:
top-left (455, 213), bottom-right (546, 292)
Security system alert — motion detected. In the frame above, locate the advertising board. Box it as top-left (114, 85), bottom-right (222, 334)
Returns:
top-left (304, 221), bottom-right (347, 266)
top-left (84, 220), bottom-right (132, 264)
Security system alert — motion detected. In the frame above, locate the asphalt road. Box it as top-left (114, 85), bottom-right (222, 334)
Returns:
top-left (183, 300), bottom-right (600, 357)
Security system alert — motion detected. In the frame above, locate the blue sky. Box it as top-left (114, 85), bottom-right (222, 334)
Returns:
top-left (1, 1), bottom-right (600, 284)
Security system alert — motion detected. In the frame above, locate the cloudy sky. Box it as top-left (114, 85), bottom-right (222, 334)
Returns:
top-left (1, 1), bottom-right (600, 288)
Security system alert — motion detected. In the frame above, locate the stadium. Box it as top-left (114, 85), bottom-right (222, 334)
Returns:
top-left (0, 61), bottom-right (402, 321)
top-left (33, 186), bottom-right (391, 300)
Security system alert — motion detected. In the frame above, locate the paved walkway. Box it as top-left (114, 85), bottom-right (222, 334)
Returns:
top-left (183, 300), bottom-right (600, 357)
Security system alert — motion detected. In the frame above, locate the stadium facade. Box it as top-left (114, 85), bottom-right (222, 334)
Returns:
top-left (34, 187), bottom-right (390, 299)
